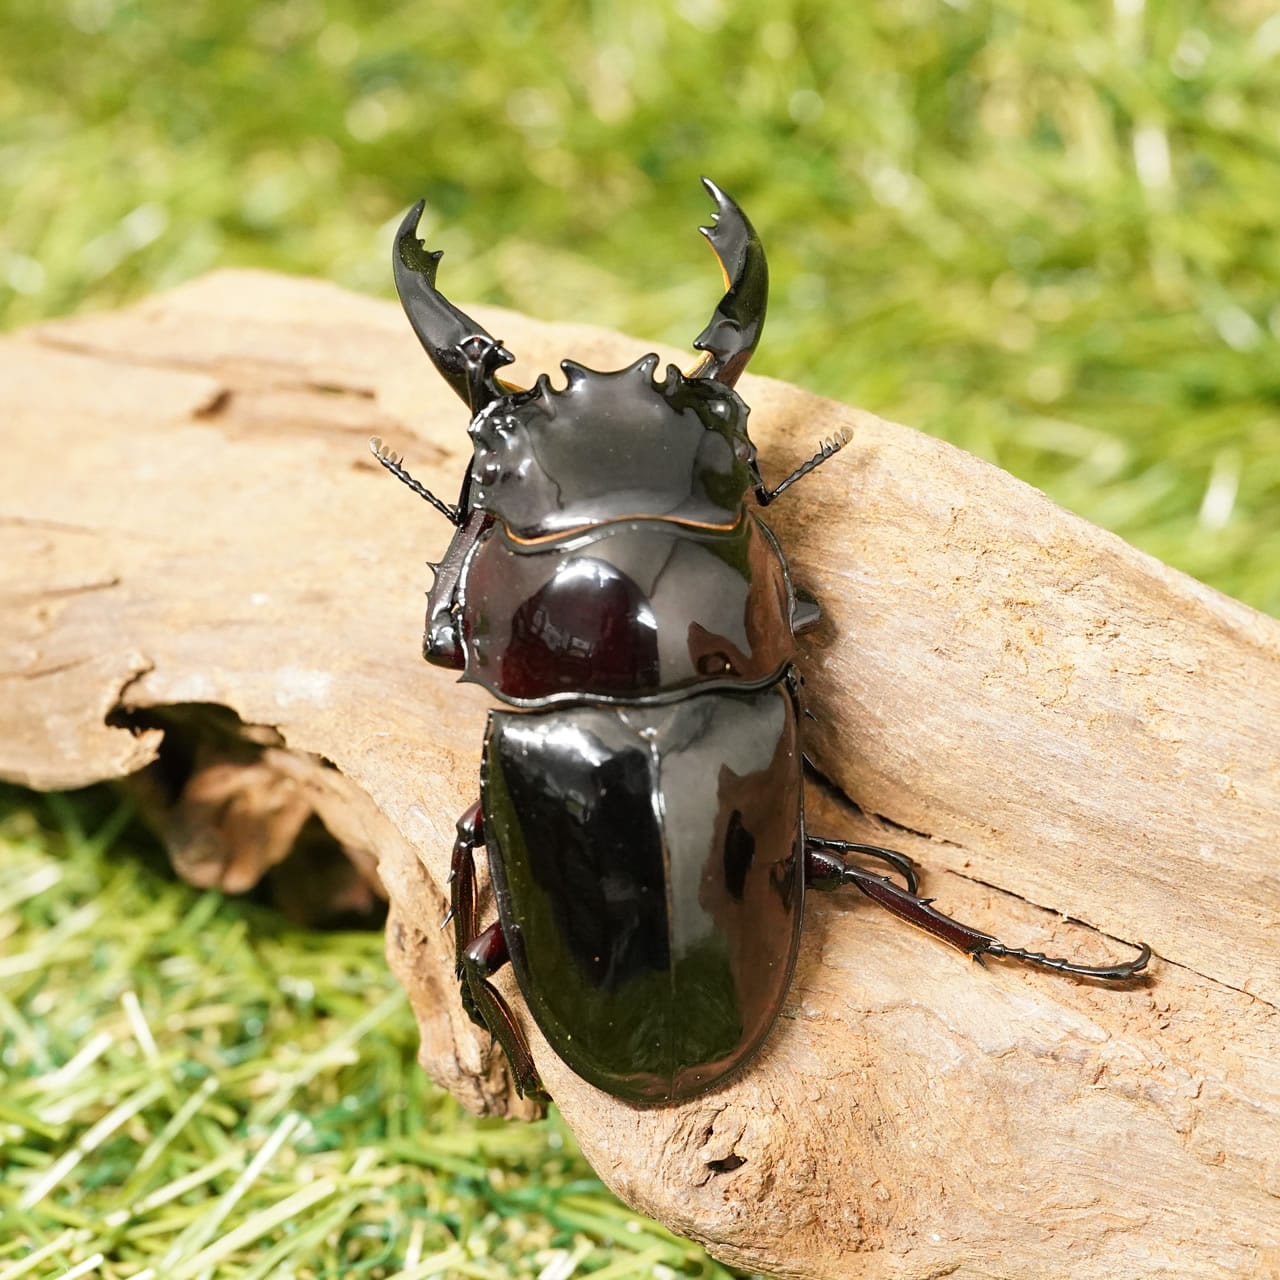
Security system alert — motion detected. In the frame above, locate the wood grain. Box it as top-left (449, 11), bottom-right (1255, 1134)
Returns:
top-left (2, 271), bottom-right (1277, 1278)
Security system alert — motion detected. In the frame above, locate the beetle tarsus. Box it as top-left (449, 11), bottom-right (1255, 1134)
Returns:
top-left (978, 938), bottom-right (1152, 981)
top-left (369, 437), bottom-right (463, 526)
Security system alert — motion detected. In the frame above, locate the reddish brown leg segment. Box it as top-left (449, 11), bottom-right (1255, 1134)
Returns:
top-left (449, 802), bottom-right (544, 1098)
top-left (805, 835), bottom-right (919, 894)
top-left (805, 844), bottom-right (1150, 980)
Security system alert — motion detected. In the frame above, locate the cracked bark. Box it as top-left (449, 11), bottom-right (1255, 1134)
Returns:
top-left (2, 270), bottom-right (1279, 1279)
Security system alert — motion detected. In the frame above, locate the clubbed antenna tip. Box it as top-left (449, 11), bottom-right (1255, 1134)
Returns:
top-left (367, 436), bottom-right (462, 526)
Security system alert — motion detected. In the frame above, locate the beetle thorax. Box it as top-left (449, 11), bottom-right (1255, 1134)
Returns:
top-left (466, 355), bottom-right (755, 540)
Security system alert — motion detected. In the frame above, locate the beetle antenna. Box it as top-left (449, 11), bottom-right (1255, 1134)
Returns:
top-left (754, 429), bottom-right (851, 506)
top-left (368, 437), bottom-right (463, 526)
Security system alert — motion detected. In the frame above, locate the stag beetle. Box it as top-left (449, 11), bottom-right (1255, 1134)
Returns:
top-left (372, 179), bottom-right (1150, 1104)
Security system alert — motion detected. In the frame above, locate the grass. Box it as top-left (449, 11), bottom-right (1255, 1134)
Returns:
top-left (0, 789), bottom-right (745, 1279)
top-left (3, 0), bottom-right (1279, 1275)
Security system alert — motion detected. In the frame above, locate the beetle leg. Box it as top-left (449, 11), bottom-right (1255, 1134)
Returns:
top-left (449, 802), bottom-right (483, 973)
top-left (753, 428), bottom-right (850, 506)
top-left (450, 802), bottom-right (545, 1099)
top-left (806, 837), bottom-right (919, 895)
top-left (460, 923), bottom-right (544, 1099)
top-left (806, 848), bottom-right (1151, 981)
top-left (791, 587), bottom-right (822, 635)
top-left (424, 509), bottom-right (491, 671)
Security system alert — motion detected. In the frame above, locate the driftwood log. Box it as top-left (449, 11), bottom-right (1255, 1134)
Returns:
top-left (3, 271), bottom-right (1279, 1280)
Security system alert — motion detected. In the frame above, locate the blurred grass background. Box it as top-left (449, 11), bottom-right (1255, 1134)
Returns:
top-left (2, 0), bottom-right (1278, 1275)
top-left (0, 790), bottom-right (737, 1279)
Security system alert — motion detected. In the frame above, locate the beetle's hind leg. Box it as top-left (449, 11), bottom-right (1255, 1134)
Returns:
top-left (449, 802), bottom-right (545, 1098)
top-left (806, 835), bottom-right (919, 895)
top-left (805, 843), bottom-right (1151, 981)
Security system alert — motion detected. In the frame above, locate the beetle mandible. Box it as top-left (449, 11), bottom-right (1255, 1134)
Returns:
top-left (372, 179), bottom-right (1150, 1104)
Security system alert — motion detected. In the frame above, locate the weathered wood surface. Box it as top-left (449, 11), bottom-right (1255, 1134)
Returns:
top-left (2, 271), bottom-right (1279, 1279)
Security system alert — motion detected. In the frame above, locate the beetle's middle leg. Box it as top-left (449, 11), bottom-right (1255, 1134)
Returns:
top-left (805, 843), bottom-right (1151, 980)
top-left (449, 801), bottom-right (544, 1098)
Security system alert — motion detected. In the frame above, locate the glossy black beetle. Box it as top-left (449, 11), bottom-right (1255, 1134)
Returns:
top-left (373, 179), bottom-right (1150, 1104)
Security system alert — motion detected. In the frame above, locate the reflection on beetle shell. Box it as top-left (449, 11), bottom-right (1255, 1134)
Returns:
top-left (460, 516), bottom-right (795, 705)
top-left (481, 681), bottom-right (802, 1103)
top-left (500, 557), bottom-right (660, 700)
top-left (467, 358), bottom-right (757, 539)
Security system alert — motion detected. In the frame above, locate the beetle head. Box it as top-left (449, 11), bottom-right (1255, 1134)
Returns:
top-left (394, 179), bottom-right (769, 534)
top-left (466, 355), bottom-right (758, 539)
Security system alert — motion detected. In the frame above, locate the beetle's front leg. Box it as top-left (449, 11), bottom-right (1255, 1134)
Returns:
top-left (425, 509), bottom-right (492, 669)
top-left (805, 842), bottom-right (1151, 981)
top-left (449, 802), bottom-right (545, 1099)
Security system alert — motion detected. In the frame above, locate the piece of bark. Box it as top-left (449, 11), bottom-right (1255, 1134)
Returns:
top-left (2, 271), bottom-right (1278, 1279)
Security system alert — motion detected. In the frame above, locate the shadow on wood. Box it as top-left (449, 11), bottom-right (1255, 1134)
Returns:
top-left (2, 272), bottom-right (1278, 1279)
